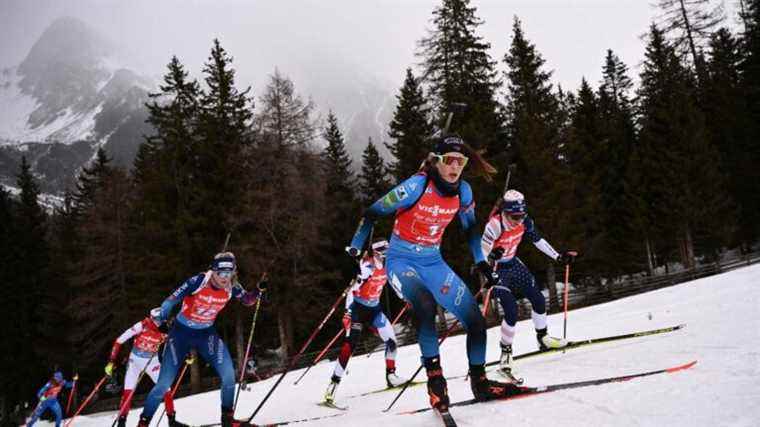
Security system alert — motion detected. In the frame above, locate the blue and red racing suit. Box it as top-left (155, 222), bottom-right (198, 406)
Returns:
top-left (139, 271), bottom-right (259, 421)
top-left (349, 172), bottom-right (488, 365)
top-left (27, 378), bottom-right (74, 427)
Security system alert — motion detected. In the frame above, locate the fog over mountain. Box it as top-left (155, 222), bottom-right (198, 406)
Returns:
top-left (1, 0), bottom-right (729, 195)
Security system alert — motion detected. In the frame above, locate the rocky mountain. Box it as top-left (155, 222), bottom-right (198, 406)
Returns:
top-left (0, 17), bottom-right (400, 197)
top-left (0, 17), bottom-right (152, 194)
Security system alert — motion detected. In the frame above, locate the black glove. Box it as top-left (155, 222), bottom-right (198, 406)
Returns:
top-left (476, 261), bottom-right (498, 288)
top-left (257, 279), bottom-right (269, 292)
top-left (488, 247), bottom-right (505, 263)
top-left (556, 250), bottom-right (578, 265)
top-left (345, 246), bottom-right (363, 277)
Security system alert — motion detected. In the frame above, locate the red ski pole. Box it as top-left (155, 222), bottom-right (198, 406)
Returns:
top-left (246, 283), bottom-right (351, 422)
top-left (563, 263), bottom-right (571, 339)
top-left (293, 327), bottom-right (344, 385)
top-left (65, 375), bottom-right (78, 416)
top-left (64, 376), bottom-right (107, 427)
top-left (155, 355), bottom-right (192, 426)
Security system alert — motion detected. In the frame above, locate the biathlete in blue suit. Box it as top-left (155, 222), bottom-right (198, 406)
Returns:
top-left (137, 252), bottom-right (264, 427)
top-left (347, 134), bottom-right (521, 411)
top-left (27, 371), bottom-right (76, 427)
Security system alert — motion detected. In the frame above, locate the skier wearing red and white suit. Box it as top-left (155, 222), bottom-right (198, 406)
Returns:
top-left (105, 308), bottom-right (179, 427)
top-left (481, 190), bottom-right (576, 380)
top-left (323, 239), bottom-right (407, 404)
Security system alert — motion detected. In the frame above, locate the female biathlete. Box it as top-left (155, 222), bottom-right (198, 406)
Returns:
top-left (346, 134), bottom-right (519, 412)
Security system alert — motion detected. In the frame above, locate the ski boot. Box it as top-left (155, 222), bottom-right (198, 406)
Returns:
top-left (386, 367), bottom-right (406, 387)
top-left (469, 364), bottom-right (522, 401)
top-left (424, 357), bottom-right (450, 411)
top-left (136, 417), bottom-right (150, 427)
top-left (116, 416), bottom-right (127, 427)
top-left (168, 413), bottom-right (191, 427)
top-left (324, 375), bottom-right (340, 403)
top-left (497, 343), bottom-right (524, 384)
top-left (536, 327), bottom-right (568, 351)
top-left (221, 408), bottom-right (255, 427)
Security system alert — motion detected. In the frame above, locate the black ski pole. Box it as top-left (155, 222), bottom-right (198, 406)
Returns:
top-left (246, 283), bottom-right (351, 422)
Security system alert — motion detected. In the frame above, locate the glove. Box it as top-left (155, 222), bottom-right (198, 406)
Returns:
top-left (476, 261), bottom-right (498, 288)
top-left (257, 279), bottom-right (269, 292)
top-left (556, 250), bottom-right (578, 265)
top-left (488, 247), bottom-right (505, 263)
top-left (185, 354), bottom-right (195, 365)
top-left (39, 395), bottom-right (47, 402)
top-left (104, 361), bottom-right (115, 377)
top-left (158, 319), bottom-right (170, 333)
top-left (342, 311), bottom-right (352, 331)
top-left (345, 246), bottom-right (361, 259)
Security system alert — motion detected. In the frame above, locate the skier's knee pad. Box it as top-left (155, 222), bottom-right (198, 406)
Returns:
top-left (384, 339), bottom-right (397, 358)
top-left (410, 287), bottom-right (437, 328)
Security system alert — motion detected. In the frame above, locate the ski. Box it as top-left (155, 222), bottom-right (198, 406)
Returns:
top-left (485, 323), bottom-right (687, 369)
top-left (354, 324), bottom-right (687, 398)
top-left (401, 360), bottom-right (697, 415)
top-left (345, 380), bottom-right (427, 398)
top-left (317, 400), bottom-right (349, 411)
top-left (195, 412), bottom-right (345, 426)
top-left (435, 408), bottom-right (458, 427)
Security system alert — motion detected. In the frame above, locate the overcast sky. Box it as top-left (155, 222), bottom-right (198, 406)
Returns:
top-left (0, 0), bottom-right (741, 93)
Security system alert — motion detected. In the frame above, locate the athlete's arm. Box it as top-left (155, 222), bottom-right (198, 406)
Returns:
top-left (480, 215), bottom-right (501, 260)
top-left (349, 175), bottom-right (426, 250)
top-left (526, 217), bottom-right (560, 260)
top-left (37, 382), bottom-right (51, 398)
top-left (232, 283), bottom-right (261, 306)
top-left (458, 181), bottom-right (486, 264)
top-left (159, 274), bottom-right (204, 320)
top-left (108, 320), bottom-right (145, 361)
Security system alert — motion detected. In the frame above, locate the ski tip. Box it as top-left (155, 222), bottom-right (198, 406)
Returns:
top-left (666, 360), bottom-right (697, 373)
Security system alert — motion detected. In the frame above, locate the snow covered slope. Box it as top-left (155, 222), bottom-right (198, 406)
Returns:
top-left (64, 264), bottom-right (760, 426)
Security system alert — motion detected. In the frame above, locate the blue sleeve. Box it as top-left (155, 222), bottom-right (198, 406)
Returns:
top-left (37, 382), bottom-right (51, 398)
top-left (64, 380), bottom-right (75, 389)
top-left (232, 284), bottom-right (260, 305)
top-left (349, 174), bottom-right (427, 250)
top-left (523, 217), bottom-right (543, 243)
top-left (457, 181), bottom-right (486, 264)
top-left (160, 274), bottom-right (203, 320)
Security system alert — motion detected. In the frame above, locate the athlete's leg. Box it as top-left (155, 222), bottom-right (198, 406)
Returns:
top-left (372, 311), bottom-right (398, 372)
top-left (420, 261), bottom-right (486, 365)
top-left (195, 327), bottom-right (236, 411)
top-left (26, 399), bottom-right (52, 427)
top-left (49, 400), bottom-right (63, 427)
top-left (388, 257), bottom-right (439, 360)
top-left (331, 303), bottom-right (376, 380)
top-left (509, 258), bottom-right (547, 330)
top-left (139, 327), bottom-right (191, 422)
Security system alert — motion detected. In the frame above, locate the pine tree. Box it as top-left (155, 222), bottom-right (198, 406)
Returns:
top-left (243, 70), bottom-right (330, 357)
top-left (386, 68), bottom-right (434, 183)
top-left (503, 17), bottom-right (574, 308)
top-left (417, 0), bottom-right (504, 162)
top-left (704, 28), bottom-right (756, 249)
top-left (358, 137), bottom-right (391, 205)
top-left (738, 0), bottom-right (760, 244)
top-left (194, 39), bottom-right (253, 263)
top-left (322, 111), bottom-right (355, 196)
top-left (7, 157), bottom-right (49, 404)
top-left (597, 50), bottom-right (639, 273)
top-left (653, 0), bottom-right (725, 74)
top-left (68, 165), bottom-right (133, 368)
top-left (633, 24), bottom-right (731, 270)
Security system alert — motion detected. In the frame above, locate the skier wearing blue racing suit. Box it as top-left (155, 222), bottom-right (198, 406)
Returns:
top-left (347, 134), bottom-right (521, 411)
top-left (137, 252), bottom-right (263, 427)
top-left (27, 371), bottom-right (76, 427)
